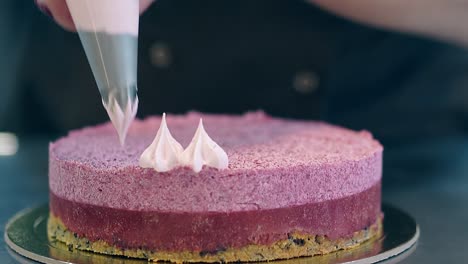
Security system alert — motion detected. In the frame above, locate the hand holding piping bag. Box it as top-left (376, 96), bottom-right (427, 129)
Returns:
top-left (33, 0), bottom-right (468, 145)
top-left (34, 0), bottom-right (156, 145)
top-left (37, 0), bottom-right (468, 48)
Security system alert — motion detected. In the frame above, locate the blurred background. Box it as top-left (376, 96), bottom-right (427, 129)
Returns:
top-left (1, 0), bottom-right (468, 263)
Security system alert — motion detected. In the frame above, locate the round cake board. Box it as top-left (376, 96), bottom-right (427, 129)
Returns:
top-left (4, 204), bottom-right (419, 264)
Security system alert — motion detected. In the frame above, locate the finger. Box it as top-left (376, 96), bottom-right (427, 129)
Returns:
top-left (36, 0), bottom-right (155, 31)
top-left (139, 0), bottom-right (155, 14)
top-left (35, 0), bottom-right (76, 31)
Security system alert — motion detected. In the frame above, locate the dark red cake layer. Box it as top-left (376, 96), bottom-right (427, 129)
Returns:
top-left (50, 182), bottom-right (381, 252)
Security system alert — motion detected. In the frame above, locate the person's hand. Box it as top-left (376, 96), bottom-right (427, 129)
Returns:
top-left (34, 0), bottom-right (155, 31)
top-left (309, 0), bottom-right (468, 47)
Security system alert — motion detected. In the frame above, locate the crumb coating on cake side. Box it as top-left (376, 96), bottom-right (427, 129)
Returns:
top-left (48, 213), bottom-right (383, 263)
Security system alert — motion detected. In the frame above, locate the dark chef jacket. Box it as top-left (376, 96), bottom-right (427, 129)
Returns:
top-left (3, 0), bottom-right (468, 185)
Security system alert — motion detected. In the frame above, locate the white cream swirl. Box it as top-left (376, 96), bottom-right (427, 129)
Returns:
top-left (180, 119), bottom-right (229, 173)
top-left (139, 114), bottom-right (184, 172)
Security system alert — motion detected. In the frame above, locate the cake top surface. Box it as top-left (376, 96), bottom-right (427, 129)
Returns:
top-left (49, 111), bottom-right (383, 212)
top-left (51, 111), bottom-right (381, 171)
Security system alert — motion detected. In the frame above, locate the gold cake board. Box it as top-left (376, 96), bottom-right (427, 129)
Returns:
top-left (4, 204), bottom-right (419, 264)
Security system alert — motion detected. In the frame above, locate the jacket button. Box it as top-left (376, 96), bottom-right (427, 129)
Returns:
top-left (293, 71), bottom-right (320, 94)
top-left (150, 42), bottom-right (172, 68)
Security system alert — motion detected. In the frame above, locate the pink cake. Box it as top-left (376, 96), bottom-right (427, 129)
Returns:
top-left (48, 112), bottom-right (383, 263)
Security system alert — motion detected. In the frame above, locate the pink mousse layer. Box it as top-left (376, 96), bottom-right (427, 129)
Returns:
top-left (49, 112), bottom-right (383, 250)
top-left (50, 111), bottom-right (382, 212)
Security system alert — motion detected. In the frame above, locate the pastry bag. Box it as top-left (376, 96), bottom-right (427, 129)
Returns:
top-left (66, 0), bottom-right (139, 145)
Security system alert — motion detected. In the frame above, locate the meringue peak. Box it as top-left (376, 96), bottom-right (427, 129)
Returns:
top-left (139, 113), bottom-right (184, 172)
top-left (180, 119), bottom-right (229, 173)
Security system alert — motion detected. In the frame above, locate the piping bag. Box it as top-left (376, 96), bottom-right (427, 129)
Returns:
top-left (66, 0), bottom-right (139, 145)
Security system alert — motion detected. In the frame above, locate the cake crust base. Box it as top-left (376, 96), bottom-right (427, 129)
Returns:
top-left (48, 214), bottom-right (382, 263)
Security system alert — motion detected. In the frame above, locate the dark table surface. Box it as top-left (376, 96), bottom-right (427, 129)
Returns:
top-left (1, 137), bottom-right (467, 263)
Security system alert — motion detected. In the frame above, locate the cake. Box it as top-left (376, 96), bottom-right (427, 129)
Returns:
top-left (48, 112), bottom-right (383, 263)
